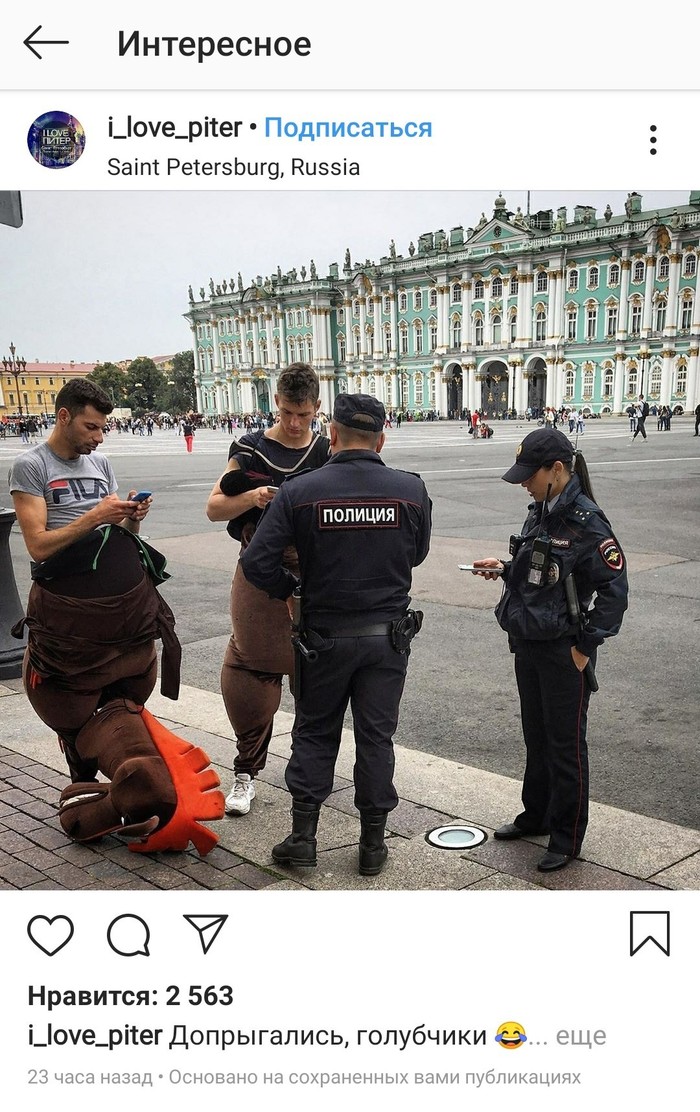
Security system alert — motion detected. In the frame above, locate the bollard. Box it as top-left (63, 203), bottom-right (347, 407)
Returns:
top-left (0, 507), bottom-right (27, 679)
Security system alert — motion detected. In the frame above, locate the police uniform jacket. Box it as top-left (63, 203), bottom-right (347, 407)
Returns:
top-left (240, 449), bottom-right (432, 623)
top-left (495, 474), bottom-right (628, 655)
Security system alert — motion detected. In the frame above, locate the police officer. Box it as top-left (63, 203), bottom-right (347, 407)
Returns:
top-left (473, 427), bottom-right (628, 872)
top-left (240, 393), bottom-right (432, 876)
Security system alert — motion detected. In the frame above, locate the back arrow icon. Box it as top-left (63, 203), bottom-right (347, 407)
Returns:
top-left (24, 25), bottom-right (70, 60)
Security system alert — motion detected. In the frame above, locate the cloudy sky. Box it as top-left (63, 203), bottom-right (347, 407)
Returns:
top-left (1, 190), bottom-right (689, 365)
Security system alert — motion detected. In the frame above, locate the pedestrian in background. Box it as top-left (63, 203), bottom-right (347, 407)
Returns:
top-left (182, 417), bottom-right (194, 452)
top-left (472, 427), bottom-right (628, 872)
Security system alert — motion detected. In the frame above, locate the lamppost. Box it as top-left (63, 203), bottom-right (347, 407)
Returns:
top-left (2, 342), bottom-right (27, 417)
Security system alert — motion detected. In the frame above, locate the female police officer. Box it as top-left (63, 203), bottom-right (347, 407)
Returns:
top-left (473, 427), bottom-right (628, 872)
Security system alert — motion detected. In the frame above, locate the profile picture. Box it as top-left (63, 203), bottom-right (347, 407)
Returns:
top-left (27, 111), bottom-right (86, 169)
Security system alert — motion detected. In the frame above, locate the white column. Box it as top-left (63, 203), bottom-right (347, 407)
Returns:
top-left (642, 255), bottom-right (655, 336)
top-left (277, 306), bottom-right (287, 368)
top-left (666, 250), bottom-right (682, 337)
top-left (483, 279), bottom-right (491, 342)
top-left (239, 376), bottom-right (255, 413)
top-left (547, 270), bottom-right (558, 340)
top-left (251, 315), bottom-right (261, 364)
top-left (613, 353), bottom-right (625, 413)
top-left (372, 297), bottom-right (383, 358)
top-left (686, 347), bottom-right (699, 410)
top-left (660, 350), bottom-right (673, 405)
top-left (617, 257), bottom-right (630, 340)
top-left (226, 378), bottom-right (236, 412)
top-left (462, 278), bottom-right (472, 349)
top-left (389, 289), bottom-right (398, 357)
top-left (211, 318), bottom-right (222, 379)
top-left (359, 299), bottom-right (368, 357)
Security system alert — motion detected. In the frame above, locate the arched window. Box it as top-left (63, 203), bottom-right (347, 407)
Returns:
top-left (414, 289), bottom-right (423, 311)
top-left (369, 376), bottom-right (377, 397)
top-left (633, 259), bottom-right (645, 282)
top-left (492, 313), bottom-right (502, 344)
top-left (473, 279), bottom-right (484, 299)
top-left (606, 303), bottom-right (618, 337)
top-left (609, 263), bottom-right (620, 286)
top-left (681, 295), bottom-right (693, 330)
top-left (304, 309), bottom-right (311, 326)
top-left (452, 283), bottom-right (462, 302)
top-left (510, 274), bottom-right (519, 295)
top-left (582, 367), bottom-right (594, 397)
top-left (415, 372), bottom-right (424, 405)
top-left (384, 324), bottom-right (392, 355)
top-left (452, 315), bottom-right (462, 348)
top-left (338, 308), bottom-right (345, 325)
top-left (354, 329), bottom-right (361, 357)
top-left (352, 300), bottom-right (360, 318)
top-left (383, 295), bottom-right (392, 314)
top-left (655, 298), bottom-right (667, 332)
top-left (429, 319), bottom-right (438, 350)
top-left (509, 309), bottom-right (517, 342)
top-left (536, 270), bottom-right (548, 293)
top-left (474, 315), bottom-right (484, 346)
top-left (588, 266), bottom-right (599, 289)
top-left (568, 269), bottom-right (579, 292)
top-left (398, 291), bottom-right (407, 312)
top-left (603, 365), bottom-right (614, 396)
top-left (535, 308), bottom-right (547, 342)
top-left (675, 364), bottom-right (688, 395)
top-left (630, 300), bottom-right (642, 335)
top-left (567, 306), bottom-right (578, 340)
top-left (429, 287), bottom-right (438, 308)
top-left (492, 276), bottom-right (503, 297)
top-left (684, 253), bottom-right (697, 277)
top-left (586, 303), bottom-right (597, 340)
top-left (414, 322), bottom-right (424, 354)
top-left (650, 362), bottom-right (662, 394)
top-left (658, 256), bottom-right (670, 280)
top-left (565, 369), bottom-right (575, 399)
top-left (296, 310), bottom-right (303, 327)
top-left (399, 322), bottom-right (408, 354)
top-left (338, 335), bottom-right (346, 362)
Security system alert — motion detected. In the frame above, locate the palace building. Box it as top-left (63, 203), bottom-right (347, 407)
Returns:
top-left (185, 192), bottom-right (700, 418)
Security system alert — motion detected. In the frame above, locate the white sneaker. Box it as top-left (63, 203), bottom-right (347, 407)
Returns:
top-left (225, 773), bottom-right (255, 815)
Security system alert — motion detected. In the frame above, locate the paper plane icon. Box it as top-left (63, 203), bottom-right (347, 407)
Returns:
top-left (183, 914), bottom-right (228, 954)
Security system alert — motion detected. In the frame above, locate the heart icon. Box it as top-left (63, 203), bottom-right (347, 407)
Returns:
top-left (27, 915), bottom-right (75, 956)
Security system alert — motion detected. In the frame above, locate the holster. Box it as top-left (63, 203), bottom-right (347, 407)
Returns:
top-left (390, 609), bottom-right (424, 654)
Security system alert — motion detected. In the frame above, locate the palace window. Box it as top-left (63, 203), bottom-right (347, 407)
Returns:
top-left (414, 289), bottom-right (423, 311)
top-left (386, 379), bottom-right (393, 406)
top-left (473, 279), bottom-right (484, 299)
top-left (509, 310), bottom-right (517, 342)
top-left (452, 318), bottom-right (462, 347)
top-left (650, 363), bottom-right (662, 394)
top-left (630, 302), bottom-right (642, 335)
top-left (567, 307), bottom-right (578, 340)
top-left (415, 372), bottom-right (424, 406)
top-left (606, 304), bottom-right (618, 337)
top-left (452, 283), bottom-right (462, 302)
top-left (474, 316), bottom-right (484, 346)
top-left (429, 321), bottom-right (438, 350)
top-left (588, 266), bottom-right (599, 289)
top-left (352, 300), bottom-right (360, 318)
top-left (429, 287), bottom-right (438, 309)
top-left (536, 271), bottom-right (548, 293)
top-left (626, 367), bottom-right (638, 394)
top-left (609, 263), bottom-right (620, 286)
top-left (400, 322), bottom-right (408, 354)
top-left (354, 330), bottom-right (361, 357)
top-left (510, 274), bottom-right (519, 295)
top-left (568, 269), bottom-right (579, 292)
top-left (633, 259), bottom-right (645, 282)
top-left (384, 325), bottom-right (392, 355)
top-left (369, 376), bottom-right (377, 397)
top-left (414, 322), bottom-right (424, 354)
top-left (492, 314), bottom-right (502, 344)
top-left (684, 254), bottom-right (697, 277)
top-left (680, 296), bottom-right (693, 330)
top-left (658, 256), bottom-right (670, 280)
top-left (338, 336), bottom-right (346, 362)
top-left (655, 299), bottom-right (667, 331)
top-left (398, 292), bottom-right (407, 312)
top-left (603, 366), bottom-right (614, 396)
top-left (535, 309), bottom-right (546, 342)
top-left (338, 308), bottom-right (345, 324)
top-left (565, 369), bottom-right (575, 399)
top-left (675, 366), bottom-right (687, 394)
top-left (583, 368), bottom-right (594, 396)
top-left (586, 304), bottom-right (597, 340)
top-left (492, 276), bottom-right (503, 297)
top-left (384, 295), bottom-right (392, 314)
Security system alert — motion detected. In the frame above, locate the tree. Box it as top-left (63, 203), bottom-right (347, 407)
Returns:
top-left (165, 351), bottom-right (196, 413)
top-left (88, 363), bottom-right (128, 407)
top-left (124, 357), bottom-right (162, 413)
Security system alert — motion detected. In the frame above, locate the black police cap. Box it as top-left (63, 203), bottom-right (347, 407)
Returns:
top-left (502, 427), bottom-right (575, 483)
top-left (333, 393), bottom-right (385, 433)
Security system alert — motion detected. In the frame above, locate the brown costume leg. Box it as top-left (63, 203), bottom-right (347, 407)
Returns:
top-left (221, 563), bottom-right (294, 777)
top-left (23, 645), bottom-right (157, 782)
top-left (58, 699), bottom-right (177, 842)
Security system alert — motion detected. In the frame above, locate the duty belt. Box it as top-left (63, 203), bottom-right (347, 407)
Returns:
top-left (313, 622), bottom-right (394, 638)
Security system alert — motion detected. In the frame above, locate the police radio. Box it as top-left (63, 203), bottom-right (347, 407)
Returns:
top-left (527, 484), bottom-right (552, 587)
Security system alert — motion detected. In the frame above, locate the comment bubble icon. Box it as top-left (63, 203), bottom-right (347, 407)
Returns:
top-left (107, 914), bottom-right (151, 957)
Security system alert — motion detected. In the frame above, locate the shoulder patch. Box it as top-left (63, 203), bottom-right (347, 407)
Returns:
top-left (599, 537), bottom-right (624, 570)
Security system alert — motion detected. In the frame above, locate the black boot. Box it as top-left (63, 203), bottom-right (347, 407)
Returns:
top-left (272, 801), bottom-right (320, 868)
top-left (359, 810), bottom-right (389, 876)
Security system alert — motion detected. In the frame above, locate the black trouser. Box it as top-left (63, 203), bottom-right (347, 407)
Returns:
top-left (632, 418), bottom-right (647, 439)
top-left (285, 630), bottom-right (407, 812)
top-left (512, 637), bottom-right (595, 856)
